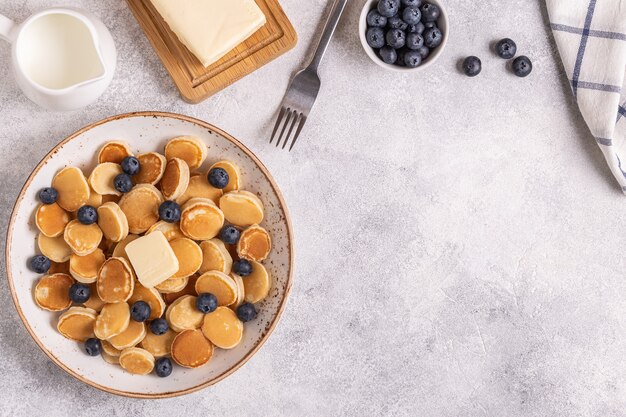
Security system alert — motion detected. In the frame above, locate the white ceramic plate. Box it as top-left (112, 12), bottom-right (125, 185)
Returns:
top-left (5, 112), bottom-right (293, 398)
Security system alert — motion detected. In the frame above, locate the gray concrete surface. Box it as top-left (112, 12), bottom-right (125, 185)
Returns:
top-left (1, 0), bottom-right (625, 416)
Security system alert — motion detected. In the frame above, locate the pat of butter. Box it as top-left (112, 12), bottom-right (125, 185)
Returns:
top-left (125, 231), bottom-right (179, 288)
top-left (150, 0), bottom-right (266, 67)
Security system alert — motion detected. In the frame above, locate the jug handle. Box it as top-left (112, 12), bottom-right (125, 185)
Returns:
top-left (0, 14), bottom-right (15, 42)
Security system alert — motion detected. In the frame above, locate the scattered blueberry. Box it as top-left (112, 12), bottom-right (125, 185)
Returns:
top-left (418, 46), bottom-right (430, 60)
top-left (69, 283), bottom-right (90, 304)
top-left (406, 33), bottom-right (424, 50)
top-left (85, 338), bottom-right (101, 356)
top-left (196, 293), bottom-right (218, 314)
top-left (386, 28), bottom-right (406, 49)
top-left (402, 7), bottom-right (421, 25)
top-left (377, 0), bottom-right (400, 17)
top-left (131, 301), bottom-right (151, 322)
top-left (150, 318), bottom-right (169, 335)
top-left (207, 167), bottom-right (229, 189)
top-left (159, 201), bottom-right (181, 223)
top-left (423, 27), bottom-right (442, 48)
top-left (463, 56), bottom-right (482, 77)
top-left (233, 259), bottom-right (253, 277)
top-left (367, 9), bottom-right (387, 27)
top-left (404, 50), bottom-right (423, 67)
top-left (220, 225), bottom-right (241, 245)
top-left (38, 187), bottom-right (58, 205)
top-left (366, 27), bottom-right (386, 49)
top-left (512, 55), bottom-right (532, 77)
top-left (120, 156), bottom-right (141, 176)
top-left (155, 357), bottom-right (173, 377)
top-left (387, 15), bottom-right (408, 30)
top-left (379, 46), bottom-right (398, 64)
top-left (236, 303), bottom-right (257, 322)
top-left (495, 38), bottom-right (517, 59)
top-left (407, 22), bottom-right (425, 34)
top-left (401, 0), bottom-right (421, 6)
top-left (114, 173), bottom-right (133, 193)
top-left (29, 255), bottom-right (51, 274)
top-left (420, 2), bottom-right (440, 22)
top-left (77, 205), bottom-right (98, 225)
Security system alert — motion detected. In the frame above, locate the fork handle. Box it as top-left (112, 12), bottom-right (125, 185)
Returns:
top-left (307, 0), bottom-right (348, 71)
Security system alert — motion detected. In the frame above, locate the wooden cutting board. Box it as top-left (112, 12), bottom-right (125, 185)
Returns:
top-left (126, 0), bottom-right (297, 103)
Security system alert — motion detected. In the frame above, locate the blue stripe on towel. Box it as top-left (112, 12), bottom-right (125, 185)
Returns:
top-left (571, 0), bottom-right (598, 98)
top-left (596, 137), bottom-right (613, 146)
top-left (551, 23), bottom-right (626, 41)
top-left (574, 81), bottom-right (622, 93)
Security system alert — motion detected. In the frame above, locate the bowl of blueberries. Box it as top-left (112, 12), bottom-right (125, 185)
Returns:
top-left (360, 0), bottom-right (448, 71)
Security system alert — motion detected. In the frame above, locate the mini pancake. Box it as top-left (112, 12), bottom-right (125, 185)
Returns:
top-left (70, 248), bottom-right (106, 283)
top-left (83, 282), bottom-right (106, 312)
top-left (164, 136), bottom-right (207, 170)
top-left (140, 329), bottom-right (177, 357)
top-left (63, 220), bottom-right (103, 256)
top-left (166, 295), bottom-right (204, 332)
top-left (134, 152), bottom-right (166, 185)
top-left (195, 271), bottom-right (237, 306)
top-left (119, 347), bottom-right (155, 375)
top-left (230, 273), bottom-right (245, 309)
top-left (170, 238), bottom-right (203, 279)
top-left (38, 233), bottom-right (73, 262)
top-left (98, 141), bottom-right (133, 164)
top-left (34, 273), bottom-right (74, 311)
top-left (201, 307), bottom-right (243, 349)
top-left (163, 275), bottom-right (199, 304)
top-left (35, 203), bottom-right (70, 237)
top-left (155, 276), bottom-right (189, 294)
top-left (86, 185), bottom-right (103, 208)
top-left (209, 160), bottom-right (241, 193)
top-left (146, 221), bottom-right (185, 241)
top-left (57, 307), bottom-right (97, 341)
top-left (128, 283), bottom-right (166, 320)
top-left (94, 302), bottom-right (130, 339)
top-left (118, 184), bottom-right (164, 234)
top-left (101, 340), bottom-right (121, 364)
top-left (97, 257), bottom-right (135, 303)
top-left (180, 198), bottom-right (224, 240)
top-left (49, 261), bottom-right (70, 275)
top-left (52, 167), bottom-right (90, 212)
top-left (97, 202), bottom-right (129, 242)
top-left (176, 174), bottom-right (222, 206)
top-left (160, 157), bottom-right (190, 201)
top-left (108, 320), bottom-right (146, 350)
top-left (111, 234), bottom-right (140, 263)
top-left (89, 163), bottom-right (123, 196)
top-left (237, 225), bottom-right (271, 262)
top-left (219, 191), bottom-right (264, 227)
top-left (199, 239), bottom-right (233, 274)
top-left (171, 329), bottom-right (213, 368)
top-left (243, 261), bottom-right (271, 303)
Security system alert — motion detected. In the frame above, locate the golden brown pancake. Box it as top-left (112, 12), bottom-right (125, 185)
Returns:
top-left (164, 136), bottom-right (207, 170)
top-left (243, 261), bottom-right (271, 303)
top-left (134, 152), bottom-right (166, 185)
top-left (70, 248), bottom-right (106, 284)
top-left (83, 282), bottom-right (106, 312)
top-left (97, 141), bottom-right (133, 164)
top-left (146, 221), bottom-right (185, 241)
top-left (86, 185), bottom-right (103, 208)
top-left (230, 273), bottom-right (245, 309)
top-left (35, 203), bottom-right (70, 237)
top-left (166, 295), bottom-right (204, 332)
top-left (34, 273), bottom-right (74, 311)
top-left (119, 347), bottom-right (155, 375)
top-left (140, 328), bottom-right (177, 357)
top-left (171, 329), bottom-right (213, 368)
top-left (63, 220), bottom-right (103, 256)
top-left (219, 190), bottom-right (264, 227)
top-left (57, 307), bottom-right (97, 341)
top-left (118, 184), bottom-right (164, 234)
top-left (101, 340), bottom-right (122, 364)
top-left (169, 238), bottom-right (203, 279)
top-left (195, 271), bottom-right (237, 306)
top-left (201, 306), bottom-right (243, 349)
top-left (163, 275), bottom-right (199, 304)
top-left (209, 160), bottom-right (241, 193)
top-left (160, 157), bottom-right (190, 201)
top-left (180, 198), bottom-right (224, 240)
top-left (237, 224), bottom-right (271, 262)
top-left (128, 283), bottom-right (166, 320)
top-left (52, 167), bottom-right (90, 212)
top-left (89, 163), bottom-right (123, 196)
top-left (198, 239), bottom-right (233, 274)
top-left (97, 202), bottom-right (129, 242)
top-left (38, 233), bottom-right (73, 262)
top-left (176, 174), bottom-right (222, 206)
top-left (97, 257), bottom-right (135, 303)
top-left (155, 276), bottom-right (189, 294)
top-left (94, 302), bottom-right (130, 339)
top-left (108, 320), bottom-right (146, 350)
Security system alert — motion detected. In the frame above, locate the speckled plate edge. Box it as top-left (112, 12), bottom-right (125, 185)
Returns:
top-left (4, 111), bottom-right (294, 399)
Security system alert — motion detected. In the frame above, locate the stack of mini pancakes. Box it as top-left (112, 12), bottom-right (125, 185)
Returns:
top-left (33, 137), bottom-right (273, 375)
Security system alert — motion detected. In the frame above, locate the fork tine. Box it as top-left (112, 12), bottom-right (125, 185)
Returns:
top-left (281, 112), bottom-right (301, 150)
top-left (270, 107), bottom-right (287, 144)
top-left (288, 115), bottom-right (307, 152)
top-left (276, 109), bottom-right (294, 148)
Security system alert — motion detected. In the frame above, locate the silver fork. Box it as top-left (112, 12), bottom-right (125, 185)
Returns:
top-left (270, 0), bottom-right (348, 151)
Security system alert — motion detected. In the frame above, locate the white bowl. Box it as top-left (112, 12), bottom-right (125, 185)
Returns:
top-left (5, 112), bottom-right (294, 398)
top-left (359, 0), bottom-right (449, 72)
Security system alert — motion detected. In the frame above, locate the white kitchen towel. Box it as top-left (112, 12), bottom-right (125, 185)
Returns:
top-left (546, 0), bottom-right (626, 191)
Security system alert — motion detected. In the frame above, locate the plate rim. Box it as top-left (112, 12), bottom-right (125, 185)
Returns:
top-left (4, 111), bottom-right (294, 399)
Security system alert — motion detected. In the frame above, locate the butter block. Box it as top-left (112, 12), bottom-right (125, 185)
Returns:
top-left (150, 0), bottom-right (266, 67)
top-left (125, 231), bottom-right (179, 288)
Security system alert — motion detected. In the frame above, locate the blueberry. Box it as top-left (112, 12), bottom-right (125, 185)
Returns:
top-left (150, 318), bottom-right (169, 335)
top-left (396, 48), bottom-right (408, 66)
top-left (233, 259), bottom-right (253, 277)
top-left (420, 2), bottom-right (440, 22)
top-left (423, 27), bottom-right (442, 48)
top-left (69, 283), bottom-right (90, 304)
top-left (407, 22), bottom-right (425, 34)
top-left (387, 16), bottom-right (407, 30)
top-left (155, 357), bottom-right (173, 377)
top-left (236, 303), bottom-right (257, 322)
top-left (379, 46), bottom-right (398, 64)
top-left (512, 56), bottom-right (532, 77)
top-left (424, 21), bottom-right (437, 29)
top-left (377, 0), bottom-right (400, 17)
top-left (131, 301), bottom-right (151, 322)
top-left (114, 173), bottom-right (133, 194)
top-left (418, 46), bottom-right (430, 60)
top-left (386, 28), bottom-right (406, 49)
top-left (120, 156), bottom-right (141, 176)
top-left (367, 9), bottom-right (387, 27)
top-left (402, 7), bottom-right (421, 25)
top-left (404, 50), bottom-right (423, 67)
top-left (29, 255), bottom-right (51, 274)
top-left (495, 38), bottom-right (517, 59)
top-left (463, 56), bottom-right (482, 77)
top-left (196, 293), bottom-right (218, 314)
top-left (401, 0), bottom-right (421, 6)
top-left (207, 167), bottom-right (229, 189)
top-left (406, 33), bottom-right (424, 50)
top-left (159, 201), bottom-right (181, 223)
top-left (220, 225), bottom-right (240, 244)
top-left (366, 27), bottom-right (385, 49)
top-left (77, 205), bottom-right (98, 225)
top-left (85, 338), bottom-right (101, 356)
top-left (38, 187), bottom-right (58, 205)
